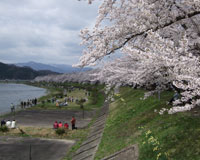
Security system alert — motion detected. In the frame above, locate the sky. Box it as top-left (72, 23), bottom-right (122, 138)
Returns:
top-left (0, 0), bottom-right (100, 65)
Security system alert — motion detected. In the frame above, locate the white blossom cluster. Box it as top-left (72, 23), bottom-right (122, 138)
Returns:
top-left (37, 0), bottom-right (200, 114)
top-left (159, 108), bottom-right (169, 115)
top-left (78, 0), bottom-right (200, 113)
top-left (77, 0), bottom-right (200, 67)
top-left (94, 30), bottom-right (200, 113)
top-left (34, 69), bottom-right (104, 84)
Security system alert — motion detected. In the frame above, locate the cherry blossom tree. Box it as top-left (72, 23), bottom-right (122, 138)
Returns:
top-left (34, 69), bottom-right (102, 84)
top-left (92, 30), bottom-right (200, 113)
top-left (75, 0), bottom-right (200, 113)
top-left (77, 0), bottom-right (200, 67)
top-left (36, 0), bottom-right (200, 113)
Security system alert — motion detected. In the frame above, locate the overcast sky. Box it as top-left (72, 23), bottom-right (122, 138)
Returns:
top-left (0, 0), bottom-right (100, 65)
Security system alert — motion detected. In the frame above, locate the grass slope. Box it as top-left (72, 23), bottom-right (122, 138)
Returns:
top-left (95, 87), bottom-right (200, 160)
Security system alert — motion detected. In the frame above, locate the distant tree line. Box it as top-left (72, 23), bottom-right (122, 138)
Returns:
top-left (0, 62), bottom-right (59, 80)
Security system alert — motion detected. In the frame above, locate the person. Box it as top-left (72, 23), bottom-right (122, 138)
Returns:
top-left (64, 97), bottom-right (67, 103)
top-left (59, 103), bottom-right (62, 108)
top-left (53, 121), bottom-right (59, 129)
top-left (71, 116), bottom-right (77, 130)
top-left (169, 91), bottom-right (180, 105)
top-left (21, 101), bottom-right (24, 109)
top-left (64, 122), bottom-right (69, 129)
top-left (35, 98), bottom-right (37, 105)
top-left (64, 101), bottom-right (68, 106)
top-left (84, 97), bottom-right (88, 102)
top-left (52, 97), bottom-right (55, 103)
top-left (24, 101), bottom-right (26, 108)
top-left (11, 120), bottom-right (16, 129)
top-left (71, 96), bottom-right (74, 102)
top-left (58, 122), bottom-right (63, 128)
top-left (10, 103), bottom-right (15, 113)
top-left (6, 120), bottom-right (11, 128)
top-left (1, 119), bottom-right (6, 127)
top-left (29, 100), bottom-right (32, 107)
top-left (56, 100), bottom-right (59, 107)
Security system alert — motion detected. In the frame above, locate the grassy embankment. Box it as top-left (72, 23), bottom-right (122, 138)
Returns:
top-left (95, 87), bottom-right (200, 160)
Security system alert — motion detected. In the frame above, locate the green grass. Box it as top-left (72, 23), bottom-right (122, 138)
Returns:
top-left (94, 87), bottom-right (200, 160)
top-left (30, 88), bottom-right (89, 110)
top-left (29, 86), bottom-right (105, 111)
top-left (37, 87), bottom-right (62, 102)
top-left (0, 125), bottom-right (91, 140)
top-left (85, 90), bottom-right (105, 110)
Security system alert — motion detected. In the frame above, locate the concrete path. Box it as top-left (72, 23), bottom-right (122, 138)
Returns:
top-left (72, 102), bottom-right (109, 160)
top-left (0, 136), bottom-right (74, 160)
top-left (3, 109), bottom-right (96, 128)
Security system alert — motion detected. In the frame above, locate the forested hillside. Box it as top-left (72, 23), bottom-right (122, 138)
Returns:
top-left (0, 62), bottom-right (58, 80)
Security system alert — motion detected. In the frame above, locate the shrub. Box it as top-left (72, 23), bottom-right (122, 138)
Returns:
top-left (55, 128), bottom-right (65, 135)
top-left (0, 126), bottom-right (9, 132)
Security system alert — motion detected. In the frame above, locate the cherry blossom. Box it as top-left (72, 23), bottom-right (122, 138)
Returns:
top-left (36, 0), bottom-right (200, 113)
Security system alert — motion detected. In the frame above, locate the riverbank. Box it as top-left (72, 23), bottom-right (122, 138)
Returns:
top-left (0, 82), bottom-right (105, 160)
top-left (0, 83), bottom-right (105, 136)
top-left (0, 83), bottom-right (47, 116)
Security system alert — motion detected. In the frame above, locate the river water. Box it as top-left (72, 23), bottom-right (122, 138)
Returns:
top-left (0, 83), bottom-right (46, 115)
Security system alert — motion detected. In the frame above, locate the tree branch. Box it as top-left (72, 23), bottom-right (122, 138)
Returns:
top-left (107, 10), bottom-right (200, 55)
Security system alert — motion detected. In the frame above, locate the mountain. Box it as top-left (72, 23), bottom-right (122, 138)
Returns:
top-left (16, 61), bottom-right (92, 73)
top-left (16, 61), bottom-right (63, 73)
top-left (0, 62), bottom-right (58, 80)
top-left (51, 64), bottom-right (91, 73)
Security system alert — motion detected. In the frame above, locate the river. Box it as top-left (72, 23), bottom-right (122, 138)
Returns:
top-left (0, 83), bottom-right (46, 115)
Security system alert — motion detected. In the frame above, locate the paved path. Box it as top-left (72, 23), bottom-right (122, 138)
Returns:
top-left (0, 136), bottom-right (74, 160)
top-left (72, 102), bottom-right (109, 160)
top-left (3, 109), bottom-right (96, 128)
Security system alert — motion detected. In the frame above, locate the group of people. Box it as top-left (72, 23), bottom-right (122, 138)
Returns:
top-left (10, 98), bottom-right (38, 113)
top-left (53, 121), bottom-right (69, 129)
top-left (85, 92), bottom-right (91, 96)
top-left (53, 116), bottom-right (77, 130)
top-left (53, 88), bottom-right (90, 108)
top-left (65, 96), bottom-right (76, 103)
top-left (55, 96), bottom-right (88, 108)
top-left (56, 100), bottom-right (68, 108)
top-left (1, 119), bottom-right (16, 129)
top-left (20, 98), bottom-right (38, 109)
